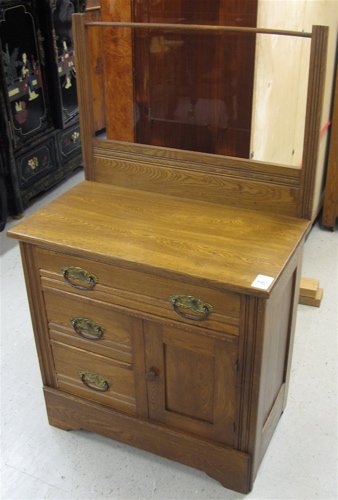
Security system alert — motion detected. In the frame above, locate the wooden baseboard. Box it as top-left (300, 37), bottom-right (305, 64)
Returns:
top-left (43, 387), bottom-right (251, 494)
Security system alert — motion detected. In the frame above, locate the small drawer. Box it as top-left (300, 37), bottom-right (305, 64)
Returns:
top-left (35, 247), bottom-right (241, 336)
top-left (16, 139), bottom-right (57, 189)
top-left (44, 289), bottom-right (139, 363)
top-left (51, 342), bottom-right (136, 415)
top-left (57, 124), bottom-right (81, 161)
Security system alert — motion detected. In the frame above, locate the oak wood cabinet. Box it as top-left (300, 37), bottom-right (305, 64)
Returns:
top-left (6, 10), bottom-right (327, 495)
top-left (8, 181), bottom-right (310, 493)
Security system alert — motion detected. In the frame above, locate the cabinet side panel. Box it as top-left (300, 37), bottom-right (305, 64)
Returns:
top-left (250, 244), bottom-right (304, 483)
top-left (19, 242), bottom-right (57, 388)
top-left (260, 273), bottom-right (296, 422)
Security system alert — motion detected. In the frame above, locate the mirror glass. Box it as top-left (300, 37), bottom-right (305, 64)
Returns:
top-left (88, 24), bottom-right (310, 168)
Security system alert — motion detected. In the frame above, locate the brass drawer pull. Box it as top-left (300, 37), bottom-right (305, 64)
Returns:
top-left (61, 266), bottom-right (98, 290)
top-left (169, 294), bottom-right (213, 321)
top-left (79, 371), bottom-right (111, 392)
top-left (70, 318), bottom-right (105, 341)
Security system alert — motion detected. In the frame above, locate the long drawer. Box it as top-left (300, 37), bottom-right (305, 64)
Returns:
top-left (51, 341), bottom-right (136, 415)
top-left (35, 247), bottom-right (241, 336)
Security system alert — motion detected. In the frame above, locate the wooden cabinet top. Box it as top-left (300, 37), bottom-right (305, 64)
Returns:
top-left (8, 180), bottom-right (310, 298)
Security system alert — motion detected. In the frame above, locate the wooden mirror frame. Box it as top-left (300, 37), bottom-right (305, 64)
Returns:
top-left (73, 14), bottom-right (328, 220)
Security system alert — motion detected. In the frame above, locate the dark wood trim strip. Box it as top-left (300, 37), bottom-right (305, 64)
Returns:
top-left (85, 21), bottom-right (312, 38)
top-left (299, 25), bottom-right (329, 219)
top-left (72, 14), bottom-right (96, 179)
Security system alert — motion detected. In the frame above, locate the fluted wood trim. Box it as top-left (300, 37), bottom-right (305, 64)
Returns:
top-left (299, 25), bottom-right (329, 219)
top-left (20, 243), bottom-right (57, 388)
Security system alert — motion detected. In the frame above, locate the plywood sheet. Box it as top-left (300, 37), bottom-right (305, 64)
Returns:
top-left (252, 0), bottom-right (338, 203)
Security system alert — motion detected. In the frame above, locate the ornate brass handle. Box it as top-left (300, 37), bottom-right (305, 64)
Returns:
top-left (70, 318), bottom-right (105, 341)
top-left (79, 371), bottom-right (111, 392)
top-left (168, 294), bottom-right (213, 321)
top-left (61, 266), bottom-right (98, 290)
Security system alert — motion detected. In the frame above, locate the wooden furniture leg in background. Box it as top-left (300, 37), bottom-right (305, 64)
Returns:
top-left (322, 62), bottom-right (338, 230)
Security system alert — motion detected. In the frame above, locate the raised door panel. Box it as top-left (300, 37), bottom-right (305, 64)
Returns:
top-left (15, 137), bottom-right (57, 189)
top-left (56, 123), bottom-right (81, 163)
top-left (144, 321), bottom-right (238, 446)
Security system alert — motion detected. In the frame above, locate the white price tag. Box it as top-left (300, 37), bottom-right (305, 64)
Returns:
top-left (251, 274), bottom-right (274, 290)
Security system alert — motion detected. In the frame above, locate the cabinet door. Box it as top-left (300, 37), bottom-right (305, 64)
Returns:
top-left (0, 0), bottom-right (50, 146)
top-left (39, 0), bottom-right (84, 127)
top-left (144, 321), bottom-right (238, 446)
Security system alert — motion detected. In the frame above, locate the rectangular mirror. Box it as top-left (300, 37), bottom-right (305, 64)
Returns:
top-left (87, 23), bottom-right (311, 168)
top-left (74, 14), bottom-right (328, 220)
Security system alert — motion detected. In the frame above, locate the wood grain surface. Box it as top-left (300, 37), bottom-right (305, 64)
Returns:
top-left (8, 180), bottom-right (309, 297)
top-left (322, 64), bottom-right (338, 228)
top-left (35, 247), bottom-right (241, 336)
top-left (91, 137), bottom-right (302, 217)
top-left (44, 387), bottom-right (251, 493)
